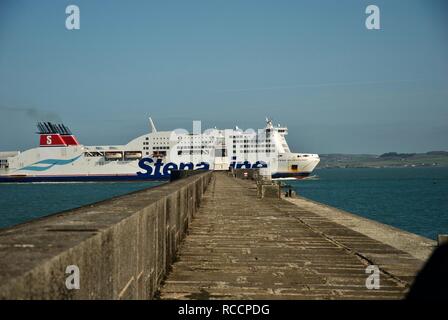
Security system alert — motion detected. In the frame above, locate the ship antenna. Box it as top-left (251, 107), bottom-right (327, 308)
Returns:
top-left (149, 116), bottom-right (157, 133)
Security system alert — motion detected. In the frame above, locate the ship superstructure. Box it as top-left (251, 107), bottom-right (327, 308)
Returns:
top-left (0, 118), bottom-right (319, 182)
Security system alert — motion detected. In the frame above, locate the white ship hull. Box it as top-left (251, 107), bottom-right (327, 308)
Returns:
top-left (0, 119), bottom-right (319, 183)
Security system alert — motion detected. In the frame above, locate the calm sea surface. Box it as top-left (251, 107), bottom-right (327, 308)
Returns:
top-left (289, 167), bottom-right (448, 240)
top-left (1, 168), bottom-right (447, 239)
top-left (0, 181), bottom-right (162, 229)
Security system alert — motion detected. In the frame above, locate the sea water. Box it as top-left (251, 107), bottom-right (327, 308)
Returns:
top-left (1, 168), bottom-right (447, 240)
top-left (289, 167), bottom-right (448, 240)
top-left (0, 181), bottom-right (162, 229)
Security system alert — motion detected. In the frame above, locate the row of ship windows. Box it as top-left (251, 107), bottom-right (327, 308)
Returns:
top-left (235, 150), bottom-right (275, 154)
top-left (233, 139), bottom-right (271, 143)
top-left (143, 146), bottom-right (170, 150)
top-left (144, 136), bottom-right (271, 142)
top-left (150, 143), bottom-right (276, 149)
top-left (172, 144), bottom-right (275, 149)
top-left (141, 146), bottom-right (277, 152)
top-left (231, 133), bottom-right (272, 137)
top-left (144, 142), bottom-right (219, 146)
top-left (177, 149), bottom-right (272, 155)
top-left (177, 146), bottom-right (210, 150)
top-left (84, 151), bottom-right (142, 161)
top-left (178, 136), bottom-right (215, 140)
top-left (144, 135), bottom-right (278, 141)
top-left (145, 137), bottom-right (169, 140)
top-left (145, 136), bottom-right (214, 141)
top-left (143, 141), bottom-right (273, 146)
top-left (177, 150), bottom-right (209, 155)
top-left (233, 144), bottom-right (272, 148)
top-left (144, 142), bottom-right (171, 146)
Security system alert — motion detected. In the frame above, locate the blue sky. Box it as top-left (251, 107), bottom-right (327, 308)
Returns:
top-left (0, 0), bottom-right (447, 153)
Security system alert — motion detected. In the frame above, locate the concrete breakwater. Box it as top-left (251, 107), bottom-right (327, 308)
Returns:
top-left (0, 170), bottom-right (439, 300)
top-left (0, 172), bottom-right (212, 299)
top-left (160, 172), bottom-right (435, 299)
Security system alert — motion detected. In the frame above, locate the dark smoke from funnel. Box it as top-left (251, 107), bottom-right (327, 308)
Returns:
top-left (0, 106), bottom-right (61, 122)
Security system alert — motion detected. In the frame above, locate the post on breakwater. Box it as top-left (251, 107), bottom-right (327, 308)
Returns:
top-left (438, 234), bottom-right (448, 246)
top-left (229, 168), bottom-right (281, 199)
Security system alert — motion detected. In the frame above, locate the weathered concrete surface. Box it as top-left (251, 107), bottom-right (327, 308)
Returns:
top-left (260, 184), bottom-right (280, 199)
top-left (285, 197), bottom-right (436, 262)
top-left (0, 172), bottom-right (212, 300)
top-left (160, 172), bottom-right (427, 300)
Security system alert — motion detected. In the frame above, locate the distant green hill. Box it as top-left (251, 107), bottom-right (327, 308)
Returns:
top-left (317, 151), bottom-right (448, 169)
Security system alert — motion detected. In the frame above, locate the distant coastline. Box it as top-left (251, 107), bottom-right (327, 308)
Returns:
top-left (317, 151), bottom-right (448, 169)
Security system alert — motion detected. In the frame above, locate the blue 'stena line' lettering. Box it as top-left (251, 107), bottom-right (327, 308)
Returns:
top-left (230, 160), bottom-right (267, 169)
top-left (137, 158), bottom-right (210, 177)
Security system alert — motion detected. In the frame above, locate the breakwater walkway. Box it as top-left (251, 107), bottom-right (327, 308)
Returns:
top-left (0, 171), bottom-right (437, 300)
top-left (160, 172), bottom-right (433, 299)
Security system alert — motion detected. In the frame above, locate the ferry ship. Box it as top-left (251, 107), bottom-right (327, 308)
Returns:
top-left (0, 118), bottom-right (319, 183)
